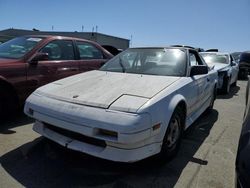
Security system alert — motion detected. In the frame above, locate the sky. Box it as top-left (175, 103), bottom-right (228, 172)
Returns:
top-left (0, 0), bottom-right (249, 52)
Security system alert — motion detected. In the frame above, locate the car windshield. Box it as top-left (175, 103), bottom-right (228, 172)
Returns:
top-left (0, 36), bottom-right (43, 59)
top-left (200, 53), bottom-right (229, 64)
top-left (231, 52), bottom-right (241, 62)
top-left (100, 48), bottom-right (186, 77)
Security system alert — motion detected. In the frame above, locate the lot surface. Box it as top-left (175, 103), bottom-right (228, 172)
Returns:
top-left (0, 81), bottom-right (247, 188)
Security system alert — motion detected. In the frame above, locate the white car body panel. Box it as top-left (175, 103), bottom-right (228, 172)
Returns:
top-left (37, 70), bottom-right (181, 112)
top-left (200, 52), bottom-right (239, 89)
top-left (25, 49), bottom-right (218, 162)
top-left (210, 62), bottom-right (229, 71)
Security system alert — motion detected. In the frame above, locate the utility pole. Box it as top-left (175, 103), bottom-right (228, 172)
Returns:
top-left (130, 35), bottom-right (133, 47)
top-left (82, 25), bottom-right (84, 32)
top-left (52, 25), bottom-right (54, 31)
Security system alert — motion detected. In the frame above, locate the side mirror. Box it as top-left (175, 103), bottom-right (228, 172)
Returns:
top-left (29, 52), bottom-right (49, 65)
top-left (190, 65), bottom-right (208, 76)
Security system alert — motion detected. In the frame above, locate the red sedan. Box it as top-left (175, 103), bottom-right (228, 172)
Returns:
top-left (0, 35), bottom-right (113, 119)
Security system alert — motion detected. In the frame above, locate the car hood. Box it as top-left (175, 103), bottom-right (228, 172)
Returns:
top-left (208, 62), bottom-right (230, 71)
top-left (35, 70), bottom-right (181, 112)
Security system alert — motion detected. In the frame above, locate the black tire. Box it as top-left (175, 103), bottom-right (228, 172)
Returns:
top-left (221, 76), bottom-right (230, 94)
top-left (0, 85), bottom-right (19, 121)
top-left (157, 107), bottom-right (184, 162)
top-left (232, 80), bottom-right (237, 87)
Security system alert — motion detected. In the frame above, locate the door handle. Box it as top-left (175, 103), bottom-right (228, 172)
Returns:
top-left (70, 68), bottom-right (78, 71)
top-left (58, 68), bottom-right (78, 72)
top-left (207, 78), bottom-right (210, 82)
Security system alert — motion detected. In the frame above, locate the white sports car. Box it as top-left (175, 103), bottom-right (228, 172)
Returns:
top-left (24, 47), bottom-right (218, 162)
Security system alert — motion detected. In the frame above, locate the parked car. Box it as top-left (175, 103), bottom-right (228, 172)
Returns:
top-left (231, 52), bottom-right (242, 63)
top-left (24, 47), bottom-right (217, 163)
top-left (238, 51), bottom-right (250, 79)
top-left (235, 52), bottom-right (250, 188)
top-left (200, 52), bottom-right (239, 94)
top-left (0, 35), bottom-right (113, 119)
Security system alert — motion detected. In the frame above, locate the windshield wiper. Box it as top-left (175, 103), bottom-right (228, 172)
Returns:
top-left (119, 57), bottom-right (126, 73)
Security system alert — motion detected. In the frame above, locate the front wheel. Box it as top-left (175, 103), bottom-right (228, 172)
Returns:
top-left (0, 85), bottom-right (18, 121)
top-left (157, 107), bottom-right (183, 161)
top-left (221, 76), bottom-right (230, 94)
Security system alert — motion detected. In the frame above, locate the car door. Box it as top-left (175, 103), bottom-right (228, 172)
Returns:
top-left (75, 41), bottom-right (108, 72)
top-left (189, 51), bottom-right (212, 110)
top-left (26, 39), bottom-right (79, 96)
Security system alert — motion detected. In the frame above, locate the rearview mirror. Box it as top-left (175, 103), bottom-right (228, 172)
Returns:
top-left (190, 65), bottom-right (208, 76)
top-left (29, 52), bottom-right (49, 65)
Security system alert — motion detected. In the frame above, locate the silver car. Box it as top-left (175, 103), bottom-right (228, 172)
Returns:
top-left (200, 52), bottom-right (239, 94)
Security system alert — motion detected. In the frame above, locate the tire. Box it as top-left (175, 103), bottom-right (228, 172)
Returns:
top-left (157, 107), bottom-right (184, 162)
top-left (221, 76), bottom-right (230, 94)
top-left (0, 85), bottom-right (18, 121)
top-left (232, 80), bottom-right (237, 87)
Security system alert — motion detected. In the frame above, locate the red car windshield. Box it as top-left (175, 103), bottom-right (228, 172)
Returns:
top-left (0, 36), bottom-right (43, 59)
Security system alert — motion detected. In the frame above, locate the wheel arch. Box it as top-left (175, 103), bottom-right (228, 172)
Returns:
top-left (156, 95), bottom-right (187, 160)
top-left (160, 94), bottom-right (187, 139)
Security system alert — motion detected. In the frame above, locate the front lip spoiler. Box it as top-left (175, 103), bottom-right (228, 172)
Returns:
top-left (33, 121), bottom-right (160, 162)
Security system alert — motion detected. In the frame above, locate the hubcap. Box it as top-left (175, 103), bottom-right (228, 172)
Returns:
top-left (166, 117), bottom-right (180, 148)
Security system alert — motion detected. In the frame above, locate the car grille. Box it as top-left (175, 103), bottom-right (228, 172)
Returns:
top-left (44, 123), bottom-right (107, 148)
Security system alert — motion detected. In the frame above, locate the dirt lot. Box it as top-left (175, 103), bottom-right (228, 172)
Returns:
top-left (0, 81), bottom-right (247, 188)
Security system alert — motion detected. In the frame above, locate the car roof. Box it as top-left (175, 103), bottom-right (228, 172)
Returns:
top-left (21, 35), bottom-right (95, 43)
top-left (200, 51), bottom-right (230, 56)
top-left (128, 46), bottom-right (194, 51)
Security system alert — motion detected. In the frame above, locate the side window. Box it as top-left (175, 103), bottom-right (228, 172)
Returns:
top-left (40, 40), bottom-right (75, 60)
top-left (190, 53), bottom-right (199, 66)
top-left (76, 41), bottom-right (104, 60)
top-left (189, 52), bottom-right (204, 66)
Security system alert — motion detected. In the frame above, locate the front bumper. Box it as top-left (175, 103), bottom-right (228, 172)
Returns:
top-left (25, 93), bottom-right (161, 162)
top-left (33, 121), bottom-right (161, 162)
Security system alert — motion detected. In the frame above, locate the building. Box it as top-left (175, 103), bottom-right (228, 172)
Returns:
top-left (0, 28), bottom-right (130, 50)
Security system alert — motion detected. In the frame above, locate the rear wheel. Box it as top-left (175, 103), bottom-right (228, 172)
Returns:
top-left (157, 107), bottom-right (184, 161)
top-left (232, 80), bottom-right (237, 87)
